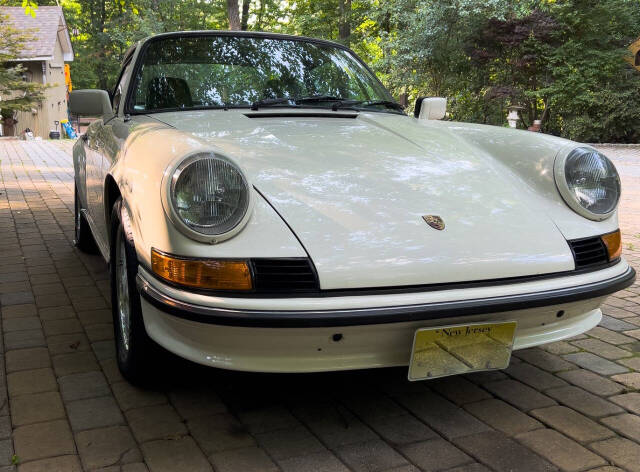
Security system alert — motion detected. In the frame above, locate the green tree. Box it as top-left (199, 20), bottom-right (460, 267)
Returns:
top-left (542, 0), bottom-right (640, 142)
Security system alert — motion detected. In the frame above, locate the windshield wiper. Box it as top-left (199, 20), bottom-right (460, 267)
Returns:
top-left (333, 99), bottom-right (405, 112)
top-left (295, 95), bottom-right (345, 104)
top-left (251, 97), bottom-right (296, 110)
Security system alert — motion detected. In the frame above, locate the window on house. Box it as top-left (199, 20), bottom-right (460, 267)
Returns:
top-left (635, 50), bottom-right (640, 67)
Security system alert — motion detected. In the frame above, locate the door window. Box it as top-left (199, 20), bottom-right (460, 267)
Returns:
top-left (112, 61), bottom-right (133, 114)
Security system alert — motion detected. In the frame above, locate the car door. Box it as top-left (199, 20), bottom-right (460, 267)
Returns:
top-left (90, 59), bottom-right (135, 247)
top-left (83, 120), bottom-right (104, 237)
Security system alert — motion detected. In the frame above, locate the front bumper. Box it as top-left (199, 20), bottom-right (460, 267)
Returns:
top-left (136, 261), bottom-right (635, 372)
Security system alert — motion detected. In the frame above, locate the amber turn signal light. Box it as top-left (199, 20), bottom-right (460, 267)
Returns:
top-left (151, 249), bottom-right (252, 291)
top-left (601, 230), bottom-right (622, 261)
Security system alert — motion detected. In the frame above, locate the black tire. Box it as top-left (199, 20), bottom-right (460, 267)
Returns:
top-left (74, 184), bottom-right (97, 253)
top-left (110, 198), bottom-right (158, 385)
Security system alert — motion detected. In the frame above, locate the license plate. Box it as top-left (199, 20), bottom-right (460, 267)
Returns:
top-left (408, 321), bottom-right (517, 381)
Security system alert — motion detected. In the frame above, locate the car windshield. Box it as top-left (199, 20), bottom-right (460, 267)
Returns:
top-left (128, 34), bottom-right (399, 113)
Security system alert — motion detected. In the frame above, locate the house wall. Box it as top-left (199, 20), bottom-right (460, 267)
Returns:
top-left (13, 39), bottom-right (70, 138)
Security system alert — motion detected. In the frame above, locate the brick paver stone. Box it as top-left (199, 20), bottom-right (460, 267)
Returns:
top-left (557, 369), bottom-right (626, 396)
top-left (601, 413), bottom-right (640, 442)
top-left (277, 451), bottom-right (350, 472)
top-left (6, 347), bottom-right (50, 373)
top-left (395, 391), bottom-right (491, 439)
top-left (464, 399), bottom-right (543, 436)
top-left (111, 381), bottom-right (167, 411)
top-left (400, 438), bottom-right (473, 471)
top-left (66, 395), bottom-right (125, 431)
top-left (16, 455), bottom-right (83, 472)
top-left (610, 372), bottom-right (640, 389)
top-left (302, 407), bottom-right (379, 448)
top-left (125, 404), bottom-right (188, 443)
top-left (187, 413), bottom-right (256, 455)
top-left (13, 419), bottom-right (75, 462)
top-left (530, 406), bottom-right (614, 443)
top-left (255, 426), bottom-right (325, 460)
top-left (10, 391), bottom-right (65, 426)
top-left (562, 352), bottom-right (629, 376)
top-left (364, 413), bottom-right (438, 445)
top-left (168, 389), bottom-right (228, 420)
top-left (504, 362), bottom-right (568, 390)
top-left (545, 386), bottom-right (624, 417)
top-left (3, 317), bottom-right (41, 333)
top-left (52, 351), bottom-right (99, 376)
top-left (46, 333), bottom-right (91, 356)
top-left (515, 349), bottom-right (575, 372)
top-left (58, 370), bottom-right (111, 402)
top-left (75, 425), bottom-right (141, 470)
top-left (591, 437), bottom-right (640, 472)
top-left (7, 368), bottom-right (56, 397)
top-left (586, 327), bottom-right (636, 345)
top-left (453, 430), bottom-right (558, 472)
top-left (599, 315), bottom-right (638, 331)
top-left (1, 304), bottom-right (36, 319)
top-left (484, 379), bottom-right (556, 411)
top-left (429, 376), bottom-right (492, 405)
top-left (572, 338), bottom-right (633, 360)
top-left (610, 392), bottom-right (640, 415)
top-left (142, 437), bottom-right (213, 472)
top-left (335, 439), bottom-right (410, 472)
top-left (4, 329), bottom-right (45, 351)
top-left (516, 428), bottom-right (606, 471)
top-left (341, 393), bottom-right (407, 420)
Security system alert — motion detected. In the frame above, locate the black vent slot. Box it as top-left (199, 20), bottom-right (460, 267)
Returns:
top-left (244, 112), bottom-right (358, 119)
top-left (251, 258), bottom-right (318, 293)
top-left (568, 237), bottom-right (609, 269)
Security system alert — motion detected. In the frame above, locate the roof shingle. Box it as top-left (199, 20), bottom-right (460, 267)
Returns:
top-left (1, 6), bottom-right (68, 59)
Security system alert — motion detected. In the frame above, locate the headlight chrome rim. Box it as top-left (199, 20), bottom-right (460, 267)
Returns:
top-left (162, 151), bottom-right (253, 244)
top-left (554, 146), bottom-right (620, 221)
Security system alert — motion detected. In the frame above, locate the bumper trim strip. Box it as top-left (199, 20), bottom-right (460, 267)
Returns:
top-left (136, 266), bottom-right (635, 328)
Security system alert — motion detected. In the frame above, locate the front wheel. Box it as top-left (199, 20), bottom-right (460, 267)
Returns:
top-left (110, 198), bottom-right (158, 385)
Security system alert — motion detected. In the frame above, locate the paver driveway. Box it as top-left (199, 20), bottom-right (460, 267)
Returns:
top-left (0, 139), bottom-right (639, 472)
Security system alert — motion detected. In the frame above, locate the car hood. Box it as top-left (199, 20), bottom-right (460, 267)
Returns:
top-left (153, 110), bottom-right (574, 289)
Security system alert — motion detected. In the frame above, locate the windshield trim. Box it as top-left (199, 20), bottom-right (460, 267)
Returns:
top-left (123, 31), bottom-right (403, 116)
top-left (138, 104), bottom-right (406, 116)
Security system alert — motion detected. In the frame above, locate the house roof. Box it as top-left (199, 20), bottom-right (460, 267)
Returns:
top-left (0, 6), bottom-right (73, 62)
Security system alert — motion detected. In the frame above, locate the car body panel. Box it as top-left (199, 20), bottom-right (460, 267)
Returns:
top-left (74, 105), bottom-right (622, 288)
top-left (152, 109), bottom-right (581, 289)
top-left (141, 297), bottom-right (603, 372)
top-left (70, 31), bottom-right (633, 375)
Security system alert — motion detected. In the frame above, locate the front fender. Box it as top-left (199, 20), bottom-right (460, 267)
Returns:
top-left (110, 123), bottom-right (306, 270)
top-left (427, 121), bottom-right (619, 240)
top-left (72, 137), bottom-right (87, 207)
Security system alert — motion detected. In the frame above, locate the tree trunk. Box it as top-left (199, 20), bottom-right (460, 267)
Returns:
top-left (241, 0), bottom-right (250, 30)
top-left (256, 0), bottom-right (266, 29)
top-left (227, 0), bottom-right (241, 30)
top-left (338, 0), bottom-right (351, 46)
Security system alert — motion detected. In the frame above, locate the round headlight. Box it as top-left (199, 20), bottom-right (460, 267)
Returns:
top-left (170, 153), bottom-right (250, 236)
top-left (556, 147), bottom-right (620, 220)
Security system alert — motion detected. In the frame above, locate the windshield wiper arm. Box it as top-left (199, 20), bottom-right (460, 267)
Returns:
top-left (333, 99), bottom-right (405, 112)
top-left (251, 97), bottom-right (296, 110)
top-left (295, 95), bottom-right (345, 104)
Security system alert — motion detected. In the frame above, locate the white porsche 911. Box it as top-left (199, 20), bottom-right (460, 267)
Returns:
top-left (70, 31), bottom-right (635, 384)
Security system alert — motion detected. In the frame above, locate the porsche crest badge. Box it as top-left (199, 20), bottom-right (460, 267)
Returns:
top-left (422, 215), bottom-right (445, 230)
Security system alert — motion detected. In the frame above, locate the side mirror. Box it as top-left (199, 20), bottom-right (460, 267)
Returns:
top-left (415, 97), bottom-right (447, 120)
top-left (69, 89), bottom-right (114, 119)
